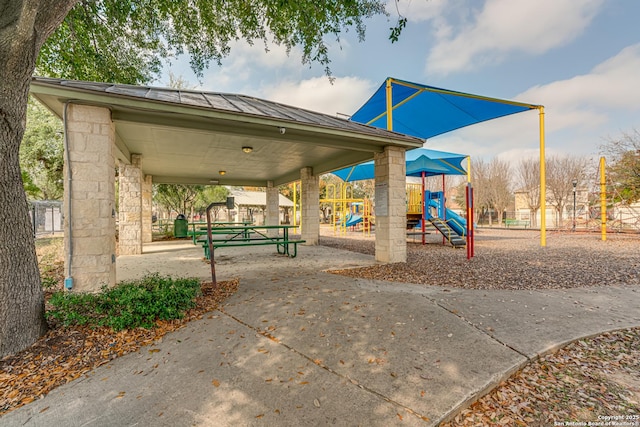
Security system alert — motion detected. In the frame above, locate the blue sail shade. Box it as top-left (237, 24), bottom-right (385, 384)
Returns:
top-left (332, 148), bottom-right (468, 182)
top-left (351, 78), bottom-right (538, 139)
top-left (333, 78), bottom-right (539, 182)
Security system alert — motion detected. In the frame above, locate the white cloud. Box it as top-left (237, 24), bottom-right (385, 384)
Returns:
top-left (259, 76), bottom-right (377, 116)
top-left (430, 43), bottom-right (640, 160)
top-left (196, 39), bottom-right (302, 93)
top-left (386, 0), bottom-right (448, 23)
top-left (517, 43), bottom-right (640, 129)
top-left (426, 0), bottom-right (604, 74)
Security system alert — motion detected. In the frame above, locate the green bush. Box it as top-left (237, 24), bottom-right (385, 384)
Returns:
top-left (46, 274), bottom-right (201, 330)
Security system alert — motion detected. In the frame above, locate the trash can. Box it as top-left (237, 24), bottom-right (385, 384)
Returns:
top-left (173, 214), bottom-right (188, 238)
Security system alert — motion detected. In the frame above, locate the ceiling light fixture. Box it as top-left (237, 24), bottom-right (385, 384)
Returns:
top-left (242, 146), bottom-right (253, 153)
top-left (219, 170), bottom-right (226, 176)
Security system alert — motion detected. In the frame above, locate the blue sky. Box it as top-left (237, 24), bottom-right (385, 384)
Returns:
top-left (164, 0), bottom-right (640, 166)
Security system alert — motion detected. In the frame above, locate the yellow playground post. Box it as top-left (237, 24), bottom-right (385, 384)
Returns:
top-left (292, 181), bottom-right (301, 234)
top-left (322, 182), bottom-right (372, 236)
top-left (600, 157), bottom-right (607, 241)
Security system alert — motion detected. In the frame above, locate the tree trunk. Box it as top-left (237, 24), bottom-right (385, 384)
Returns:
top-left (0, 0), bottom-right (77, 358)
top-left (0, 82), bottom-right (47, 357)
top-left (557, 204), bottom-right (564, 227)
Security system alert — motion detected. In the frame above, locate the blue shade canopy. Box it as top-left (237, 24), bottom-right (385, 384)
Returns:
top-left (350, 78), bottom-right (539, 139)
top-left (332, 148), bottom-right (468, 182)
top-left (405, 148), bottom-right (467, 177)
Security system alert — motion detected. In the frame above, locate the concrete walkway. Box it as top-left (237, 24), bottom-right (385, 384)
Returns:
top-left (2, 242), bottom-right (639, 426)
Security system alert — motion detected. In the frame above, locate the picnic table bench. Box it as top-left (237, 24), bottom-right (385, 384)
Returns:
top-left (504, 219), bottom-right (530, 228)
top-left (197, 225), bottom-right (305, 259)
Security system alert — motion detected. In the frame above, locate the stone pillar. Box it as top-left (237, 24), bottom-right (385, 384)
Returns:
top-left (374, 146), bottom-right (407, 263)
top-left (266, 181), bottom-right (279, 236)
top-left (300, 167), bottom-right (319, 245)
top-left (63, 104), bottom-right (116, 292)
top-left (266, 181), bottom-right (280, 225)
top-left (142, 175), bottom-right (153, 243)
top-left (118, 154), bottom-right (143, 255)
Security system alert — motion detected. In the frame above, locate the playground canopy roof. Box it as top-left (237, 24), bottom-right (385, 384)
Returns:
top-left (350, 77), bottom-right (541, 139)
top-left (332, 148), bottom-right (468, 182)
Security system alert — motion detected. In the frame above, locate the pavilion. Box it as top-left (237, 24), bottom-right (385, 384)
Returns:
top-left (29, 77), bottom-right (423, 292)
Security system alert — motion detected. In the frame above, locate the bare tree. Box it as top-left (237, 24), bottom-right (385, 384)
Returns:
top-left (470, 158), bottom-right (491, 224)
top-left (487, 158), bottom-right (512, 226)
top-left (546, 155), bottom-right (588, 226)
top-left (516, 158), bottom-right (541, 227)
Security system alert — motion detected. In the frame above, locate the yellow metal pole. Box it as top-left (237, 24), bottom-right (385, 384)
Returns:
top-left (538, 107), bottom-right (546, 247)
top-left (385, 78), bottom-right (393, 131)
top-left (467, 156), bottom-right (471, 183)
top-left (600, 156), bottom-right (607, 241)
top-left (293, 181), bottom-right (298, 233)
top-left (299, 181), bottom-right (302, 234)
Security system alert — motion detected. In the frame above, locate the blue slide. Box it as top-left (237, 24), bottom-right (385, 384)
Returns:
top-left (345, 214), bottom-right (363, 228)
top-left (428, 200), bottom-right (467, 236)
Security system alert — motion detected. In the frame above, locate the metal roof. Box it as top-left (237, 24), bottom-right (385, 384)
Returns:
top-left (38, 77), bottom-right (418, 139)
top-left (30, 77), bottom-right (423, 186)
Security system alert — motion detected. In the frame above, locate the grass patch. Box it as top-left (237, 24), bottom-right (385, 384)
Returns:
top-left (46, 274), bottom-right (201, 330)
top-left (35, 237), bottom-right (64, 290)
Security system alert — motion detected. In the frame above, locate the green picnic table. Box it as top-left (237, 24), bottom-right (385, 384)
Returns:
top-left (188, 221), bottom-right (253, 244)
top-left (197, 224), bottom-right (305, 258)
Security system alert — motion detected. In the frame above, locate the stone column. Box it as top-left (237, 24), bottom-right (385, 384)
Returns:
top-left (374, 146), bottom-right (407, 263)
top-left (119, 154), bottom-right (143, 255)
top-left (266, 181), bottom-right (279, 236)
top-left (63, 104), bottom-right (116, 292)
top-left (300, 167), bottom-right (319, 245)
top-left (142, 175), bottom-right (153, 243)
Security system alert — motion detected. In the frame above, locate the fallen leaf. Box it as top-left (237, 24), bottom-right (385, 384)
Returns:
top-left (212, 379), bottom-right (220, 387)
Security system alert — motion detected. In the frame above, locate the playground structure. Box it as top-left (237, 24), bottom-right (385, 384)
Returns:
top-left (331, 147), bottom-right (474, 254)
top-left (406, 184), bottom-right (468, 248)
top-left (321, 183), bottom-right (373, 236)
top-left (320, 180), bottom-right (471, 248)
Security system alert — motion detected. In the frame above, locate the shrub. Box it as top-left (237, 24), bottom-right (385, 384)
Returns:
top-left (46, 274), bottom-right (201, 330)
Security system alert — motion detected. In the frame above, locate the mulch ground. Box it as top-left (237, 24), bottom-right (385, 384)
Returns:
top-left (0, 279), bottom-right (238, 416)
top-left (442, 328), bottom-right (640, 426)
top-left (322, 230), bottom-right (640, 290)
